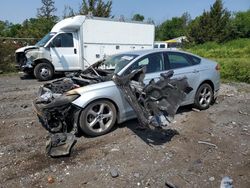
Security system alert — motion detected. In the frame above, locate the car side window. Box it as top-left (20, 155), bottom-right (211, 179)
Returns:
top-left (128, 53), bottom-right (165, 74)
top-left (167, 52), bottom-right (192, 69)
top-left (51, 33), bottom-right (74, 48)
top-left (186, 54), bottom-right (201, 65)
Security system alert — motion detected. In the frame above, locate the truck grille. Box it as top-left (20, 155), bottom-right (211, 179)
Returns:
top-left (15, 52), bottom-right (26, 66)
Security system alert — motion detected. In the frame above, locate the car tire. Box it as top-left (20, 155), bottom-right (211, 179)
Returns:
top-left (79, 100), bottom-right (117, 137)
top-left (194, 83), bottom-right (214, 110)
top-left (34, 63), bottom-right (54, 81)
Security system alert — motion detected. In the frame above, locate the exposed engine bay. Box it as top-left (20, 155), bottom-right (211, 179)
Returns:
top-left (33, 62), bottom-right (192, 157)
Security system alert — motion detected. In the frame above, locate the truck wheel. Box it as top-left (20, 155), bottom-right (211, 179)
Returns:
top-left (34, 63), bottom-right (54, 81)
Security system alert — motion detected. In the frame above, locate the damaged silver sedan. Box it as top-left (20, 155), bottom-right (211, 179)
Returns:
top-left (33, 49), bottom-right (220, 156)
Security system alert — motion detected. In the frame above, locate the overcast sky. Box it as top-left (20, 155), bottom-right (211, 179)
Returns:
top-left (0, 0), bottom-right (249, 24)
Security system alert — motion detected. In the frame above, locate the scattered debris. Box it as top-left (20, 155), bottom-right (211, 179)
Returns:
top-left (226, 94), bottom-right (234, 97)
top-left (209, 176), bottom-right (215, 182)
top-left (110, 168), bottom-right (119, 178)
top-left (145, 179), bottom-right (151, 186)
top-left (242, 127), bottom-right (248, 131)
top-left (239, 110), bottom-right (248, 115)
top-left (110, 147), bottom-right (120, 152)
top-left (50, 166), bottom-right (57, 173)
top-left (198, 141), bottom-right (218, 148)
top-left (220, 176), bottom-right (233, 188)
top-left (165, 180), bottom-right (178, 188)
top-left (134, 172), bottom-right (140, 178)
top-left (20, 104), bottom-right (28, 108)
top-left (47, 176), bottom-right (55, 184)
top-left (192, 108), bottom-right (200, 112)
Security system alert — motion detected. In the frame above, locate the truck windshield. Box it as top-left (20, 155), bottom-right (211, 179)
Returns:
top-left (101, 54), bottom-right (138, 74)
top-left (36, 32), bottom-right (56, 47)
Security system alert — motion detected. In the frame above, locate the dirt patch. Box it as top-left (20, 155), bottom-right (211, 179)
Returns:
top-left (0, 75), bottom-right (249, 188)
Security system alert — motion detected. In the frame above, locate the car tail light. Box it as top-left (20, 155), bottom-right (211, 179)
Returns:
top-left (215, 64), bottom-right (220, 71)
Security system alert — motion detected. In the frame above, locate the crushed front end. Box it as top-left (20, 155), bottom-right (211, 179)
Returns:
top-left (15, 46), bottom-right (39, 73)
top-left (33, 68), bottom-right (112, 157)
top-left (33, 78), bottom-right (83, 157)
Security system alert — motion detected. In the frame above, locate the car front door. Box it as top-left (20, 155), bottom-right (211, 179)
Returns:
top-left (50, 32), bottom-right (80, 71)
top-left (120, 52), bottom-right (167, 117)
top-left (165, 52), bottom-right (201, 104)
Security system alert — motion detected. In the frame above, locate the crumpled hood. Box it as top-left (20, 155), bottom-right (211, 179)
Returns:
top-left (15, 45), bottom-right (38, 53)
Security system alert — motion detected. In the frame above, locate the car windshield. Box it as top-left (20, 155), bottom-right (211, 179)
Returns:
top-left (99, 54), bottom-right (138, 74)
top-left (36, 32), bottom-right (56, 47)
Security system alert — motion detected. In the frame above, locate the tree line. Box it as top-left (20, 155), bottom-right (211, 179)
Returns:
top-left (156, 0), bottom-right (250, 44)
top-left (0, 0), bottom-right (249, 74)
top-left (0, 0), bottom-right (249, 44)
top-left (0, 0), bottom-right (112, 40)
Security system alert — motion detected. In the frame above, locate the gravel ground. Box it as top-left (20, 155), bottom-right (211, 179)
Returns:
top-left (0, 75), bottom-right (249, 188)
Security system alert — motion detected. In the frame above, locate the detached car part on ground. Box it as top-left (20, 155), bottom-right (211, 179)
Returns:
top-left (33, 49), bottom-right (220, 157)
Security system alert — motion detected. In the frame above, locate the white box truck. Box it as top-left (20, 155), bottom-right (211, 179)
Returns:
top-left (15, 15), bottom-right (155, 80)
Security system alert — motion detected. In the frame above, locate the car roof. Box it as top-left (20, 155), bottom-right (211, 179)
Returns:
top-left (119, 49), bottom-right (200, 58)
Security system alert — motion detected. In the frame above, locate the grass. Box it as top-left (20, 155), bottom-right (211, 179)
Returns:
top-left (186, 38), bottom-right (250, 83)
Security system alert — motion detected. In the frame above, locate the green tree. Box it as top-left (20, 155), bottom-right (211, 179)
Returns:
top-left (6, 24), bottom-right (22, 37)
top-left (37, 0), bottom-right (57, 19)
top-left (34, 0), bottom-right (58, 39)
top-left (63, 5), bottom-right (75, 19)
top-left (155, 13), bottom-right (189, 41)
top-left (233, 10), bottom-right (250, 38)
top-left (79, 0), bottom-right (112, 17)
top-left (187, 0), bottom-right (231, 44)
top-left (0, 21), bottom-right (7, 36)
top-left (132, 14), bottom-right (144, 21)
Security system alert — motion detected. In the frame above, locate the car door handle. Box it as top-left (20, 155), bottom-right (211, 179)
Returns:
top-left (74, 48), bottom-right (77, 54)
top-left (192, 69), bottom-right (199, 73)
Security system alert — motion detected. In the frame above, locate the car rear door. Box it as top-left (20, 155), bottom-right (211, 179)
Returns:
top-left (164, 51), bottom-right (201, 104)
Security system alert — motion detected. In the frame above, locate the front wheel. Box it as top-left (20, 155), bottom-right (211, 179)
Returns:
top-left (79, 100), bottom-right (117, 136)
top-left (34, 63), bottom-right (54, 81)
top-left (194, 83), bottom-right (214, 110)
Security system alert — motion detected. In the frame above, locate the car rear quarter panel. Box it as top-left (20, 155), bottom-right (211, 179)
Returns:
top-left (198, 59), bottom-right (220, 93)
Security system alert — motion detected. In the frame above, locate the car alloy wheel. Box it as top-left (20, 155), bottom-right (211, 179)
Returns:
top-left (79, 100), bottom-right (117, 136)
top-left (195, 83), bottom-right (214, 110)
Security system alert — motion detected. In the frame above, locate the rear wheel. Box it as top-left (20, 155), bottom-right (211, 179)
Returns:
top-left (194, 83), bottom-right (214, 110)
top-left (79, 100), bottom-right (117, 136)
top-left (34, 63), bottom-right (54, 81)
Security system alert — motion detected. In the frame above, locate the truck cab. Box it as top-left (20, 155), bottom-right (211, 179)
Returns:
top-left (15, 31), bottom-right (81, 80)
